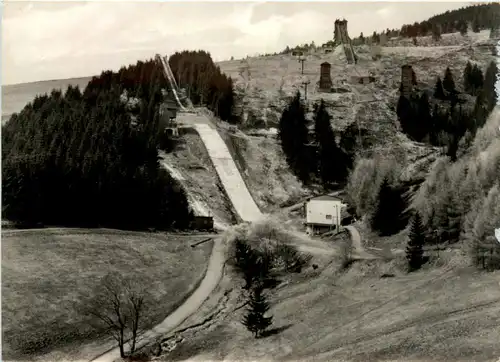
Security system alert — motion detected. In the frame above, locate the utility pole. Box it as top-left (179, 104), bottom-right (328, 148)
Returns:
top-left (301, 79), bottom-right (311, 101)
top-left (298, 57), bottom-right (306, 74)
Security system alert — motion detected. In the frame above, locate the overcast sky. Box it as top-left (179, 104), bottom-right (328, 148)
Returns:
top-left (2, 1), bottom-right (472, 85)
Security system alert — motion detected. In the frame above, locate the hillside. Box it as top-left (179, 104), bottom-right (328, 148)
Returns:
top-left (1, 229), bottom-right (212, 361)
top-left (214, 30), bottom-right (495, 186)
top-left (1, 77), bottom-right (92, 118)
top-left (2, 2), bottom-right (499, 362)
top-left (1, 30), bottom-right (496, 212)
top-left (147, 241), bottom-right (500, 362)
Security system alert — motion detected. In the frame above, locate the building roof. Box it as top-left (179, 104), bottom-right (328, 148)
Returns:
top-left (307, 195), bottom-right (342, 202)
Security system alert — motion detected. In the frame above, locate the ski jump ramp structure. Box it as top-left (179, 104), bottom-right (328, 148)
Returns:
top-left (156, 54), bottom-right (263, 223)
top-left (334, 19), bottom-right (357, 64)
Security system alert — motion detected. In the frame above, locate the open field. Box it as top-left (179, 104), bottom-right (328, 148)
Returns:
top-left (1, 228), bottom-right (213, 361)
top-left (160, 257), bottom-right (500, 362)
top-left (1, 76), bottom-right (92, 119)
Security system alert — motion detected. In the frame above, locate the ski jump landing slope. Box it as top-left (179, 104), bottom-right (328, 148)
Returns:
top-left (181, 115), bottom-right (263, 223)
top-left (156, 53), bottom-right (262, 223)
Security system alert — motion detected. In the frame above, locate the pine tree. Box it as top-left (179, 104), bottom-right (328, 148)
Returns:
top-left (470, 64), bottom-right (484, 95)
top-left (396, 95), bottom-right (416, 137)
top-left (442, 67), bottom-right (456, 95)
top-left (416, 93), bottom-right (432, 142)
top-left (406, 212), bottom-right (425, 272)
top-left (472, 19), bottom-right (481, 33)
top-left (313, 100), bottom-right (347, 185)
top-left (434, 77), bottom-right (446, 99)
top-left (473, 90), bottom-right (489, 129)
top-left (234, 239), bottom-right (259, 289)
top-left (463, 61), bottom-right (473, 94)
top-left (242, 286), bottom-right (273, 338)
top-left (371, 178), bottom-right (407, 236)
top-left (459, 20), bottom-right (468, 36)
top-left (278, 91), bottom-right (311, 183)
top-left (359, 32), bottom-right (365, 44)
top-left (483, 61), bottom-right (498, 114)
top-left (432, 24), bottom-right (442, 41)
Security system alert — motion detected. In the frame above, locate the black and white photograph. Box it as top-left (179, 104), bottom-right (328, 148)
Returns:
top-left (1, 1), bottom-right (500, 361)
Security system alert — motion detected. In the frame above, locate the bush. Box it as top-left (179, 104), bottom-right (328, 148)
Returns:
top-left (345, 155), bottom-right (402, 218)
top-left (227, 218), bottom-right (312, 282)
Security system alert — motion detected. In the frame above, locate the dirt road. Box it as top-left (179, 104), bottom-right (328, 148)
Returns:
top-left (345, 225), bottom-right (380, 260)
top-left (90, 236), bottom-right (226, 362)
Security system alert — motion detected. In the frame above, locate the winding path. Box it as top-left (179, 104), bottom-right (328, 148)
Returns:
top-left (91, 111), bottom-right (263, 362)
top-left (91, 236), bottom-right (226, 362)
top-left (345, 225), bottom-right (381, 260)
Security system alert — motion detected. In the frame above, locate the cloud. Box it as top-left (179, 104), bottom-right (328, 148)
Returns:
top-left (2, 1), bottom-right (470, 85)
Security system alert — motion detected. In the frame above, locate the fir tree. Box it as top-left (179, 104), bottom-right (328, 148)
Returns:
top-left (463, 61), bottom-right (473, 94)
top-left (470, 64), bottom-right (484, 95)
top-left (442, 67), bottom-right (456, 95)
top-left (234, 239), bottom-right (259, 289)
top-left (242, 286), bottom-right (273, 338)
top-left (483, 61), bottom-right (498, 114)
top-left (459, 20), bottom-right (468, 36)
top-left (465, 63), bottom-right (485, 96)
top-left (1, 58), bottom-right (195, 230)
top-left (473, 90), bottom-right (489, 129)
top-left (434, 77), bottom-right (446, 99)
top-left (472, 19), bottom-right (481, 33)
top-left (278, 91), bottom-right (311, 183)
top-left (371, 178), bottom-right (407, 236)
top-left (415, 93), bottom-right (432, 142)
top-left (313, 99), bottom-right (348, 185)
top-left (429, 104), bottom-right (441, 145)
top-left (396, 95), bottom-right (415, 136)
top-left (406, 212), bottom-right (425, 272)
top-left (432, 24), bottom-right (442, 41)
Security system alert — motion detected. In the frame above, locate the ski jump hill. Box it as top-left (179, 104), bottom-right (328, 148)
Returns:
top-left (156, 54), bottom-right (263, 224)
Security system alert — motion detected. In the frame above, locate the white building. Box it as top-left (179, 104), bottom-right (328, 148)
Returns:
top-left (304, 195), bottom-right (347, 235)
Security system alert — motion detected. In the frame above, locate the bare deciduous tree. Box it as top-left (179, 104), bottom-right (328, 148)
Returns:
top-left (84, 274), bottom-right (148, 358)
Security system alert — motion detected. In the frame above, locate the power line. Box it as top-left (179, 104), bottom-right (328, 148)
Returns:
top-left (301, 79), bottom-right (311, 101)
top-left (298, 57), bottom-right (306, 75)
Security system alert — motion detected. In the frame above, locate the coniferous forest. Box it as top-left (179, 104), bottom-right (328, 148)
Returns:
top-left (169, 50), bottom-right (235, 122)
top-left (2, 51), bottom-right (235, 229)
top-left (399, 3), bottom-right (499, 38)
top-left (396, 61), bottom-right (498, 161)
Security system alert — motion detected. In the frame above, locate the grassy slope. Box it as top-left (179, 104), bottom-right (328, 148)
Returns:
top-left (1, 228), bottom-right (213, 361)
top-left (217, 30), bottom-right (495, 164)
top-left (161, 130), bottom-right (238, 226)
top-left (217, 128), bottom-right (310, 212)
top-left (165, 258), bottom-right (500, 362)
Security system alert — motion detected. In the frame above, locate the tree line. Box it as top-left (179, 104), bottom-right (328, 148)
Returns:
top-left (2, 59), bottom-right (194, 229)
top-left (284, 3), bottom-right (498, 51)
top-left (399, 3), bottom-right (499, 38)
top-left (347, 88), bottom-right (499, 272)
top-left (278, 92), bottom-right (352, 187)
top-left (168, 50), bottom-right (236, 122)
top-left (397, 61), bottom-right (497, 161)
